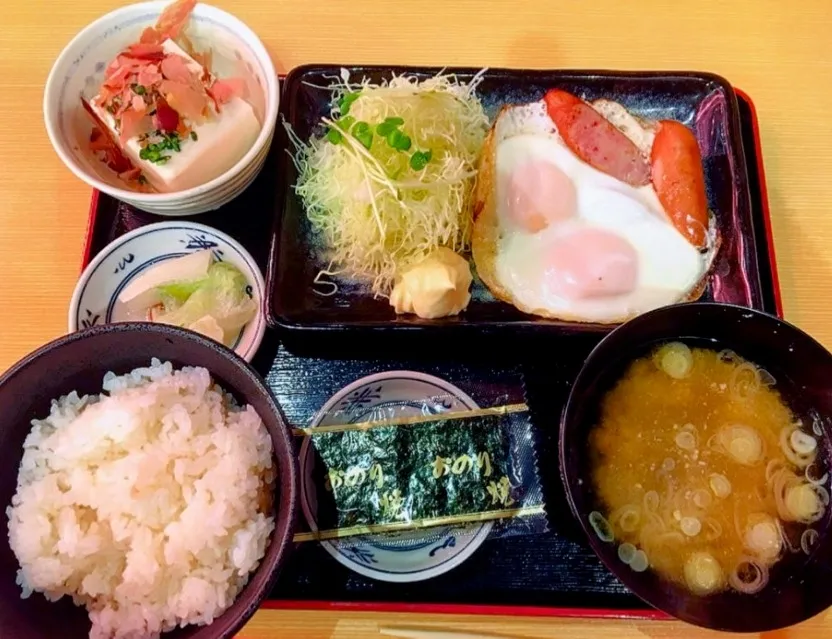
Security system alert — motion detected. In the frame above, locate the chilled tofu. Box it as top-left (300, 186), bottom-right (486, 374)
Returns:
top-left (88, 40), bottom-right (260, 193)
top-left (118, 249), bottom-right (213, 313)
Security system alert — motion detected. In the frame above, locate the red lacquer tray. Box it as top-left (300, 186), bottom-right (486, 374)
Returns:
top-left (80, 87), bottom-right (779, 621)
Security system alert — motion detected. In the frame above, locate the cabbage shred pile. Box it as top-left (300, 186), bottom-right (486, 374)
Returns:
top-left (287, 69), bottom-right (489, 297)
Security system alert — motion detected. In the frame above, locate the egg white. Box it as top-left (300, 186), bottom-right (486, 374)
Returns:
top-left (493, 102), bottom-right (708, 323)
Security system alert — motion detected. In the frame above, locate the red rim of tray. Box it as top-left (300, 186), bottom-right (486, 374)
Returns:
top-left (78, 87), bottom-right (779, 622)
top-left (735, 88), bottom-right (782, 318)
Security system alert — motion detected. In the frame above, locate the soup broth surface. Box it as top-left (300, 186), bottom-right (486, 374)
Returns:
top-left (589, 344), bottom-right (827, 595)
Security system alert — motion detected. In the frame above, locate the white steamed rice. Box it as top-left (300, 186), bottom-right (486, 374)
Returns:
top-left (6, 359), bottom-right (276, 639)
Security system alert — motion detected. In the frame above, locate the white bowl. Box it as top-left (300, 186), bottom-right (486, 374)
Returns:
top-left (69, 221), bottom-right (267, 362)
top-left (44, 1), bottom-right (279, 216)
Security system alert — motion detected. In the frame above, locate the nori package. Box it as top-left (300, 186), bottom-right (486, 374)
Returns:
top-left (295, 399), bottom-right (547, 542)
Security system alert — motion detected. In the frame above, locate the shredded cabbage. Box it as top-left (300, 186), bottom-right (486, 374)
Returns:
top-left (154, 262), bottom-right (256, 344)
top-left (287, 69), bottom-right (489, 296)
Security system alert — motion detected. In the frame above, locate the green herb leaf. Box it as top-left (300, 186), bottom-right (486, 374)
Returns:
top-left (338, 92), bottom-right (360, 115)
top-left (326, 128), bottom-right (343, 144)
top-left (131, 84), bottom-right (147, 96)
top-left (410, 149), bottom-right (433, 171)
top-left (354, 130), bottom-right (373, 149)
top-left (376, 116), bottom-right (405, 137)
top-left (190, 131), bottom-right (198, 141)
top-left (352, 121), bottom-right (373, 149)
top-left (386, 129), bottom-right (412, 152)
top-left (376, 121), bottom-right (394, 136)
top-left (338, 115), bottom-right (355, 131)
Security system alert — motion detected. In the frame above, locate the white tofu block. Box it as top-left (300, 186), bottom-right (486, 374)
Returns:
top-left (89, 40), bottom-right (260, 192)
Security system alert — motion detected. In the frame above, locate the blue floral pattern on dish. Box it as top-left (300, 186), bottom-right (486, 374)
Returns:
top-left (429, 536), bottom-right (457, 557)
top-left (113, 253), bottom-right (135, 274)
top-left (340, 546), bottom-right (378, 565)
top-left (80, 309), bottom-right (101, 330)
top-left (338, 385), bottom-right (383, 414)
top-left (181, 234), bottom-right (224, 261)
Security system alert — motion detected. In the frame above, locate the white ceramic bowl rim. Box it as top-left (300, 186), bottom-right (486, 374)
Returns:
top-left (68, 220), bottom-right (267, 362)
top-left (43, 1), bottom-right (279, 203)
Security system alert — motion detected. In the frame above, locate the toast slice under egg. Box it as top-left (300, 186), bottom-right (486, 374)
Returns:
top-left (472, 99), bottom-right (719, 324)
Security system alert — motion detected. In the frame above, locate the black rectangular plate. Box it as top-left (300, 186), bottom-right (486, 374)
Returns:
top-left (267, 65), bottom-right (765, 345)
top-left (82, 90), bottom-right (777, 614)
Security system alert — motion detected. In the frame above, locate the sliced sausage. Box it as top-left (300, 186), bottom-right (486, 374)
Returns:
top-left (543, 89), bottom-right (651, 187)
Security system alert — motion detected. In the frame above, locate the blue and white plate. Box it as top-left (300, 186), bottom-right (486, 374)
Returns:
top-left (299, 371), bottom-right (492, 583)
top-left (69, 221), bottom-right (266, 362)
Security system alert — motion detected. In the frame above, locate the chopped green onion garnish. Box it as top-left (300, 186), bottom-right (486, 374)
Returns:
top-left (190, 131), bottom-right (198, 141)
top-left (132, 84), bottom-right (147, 96)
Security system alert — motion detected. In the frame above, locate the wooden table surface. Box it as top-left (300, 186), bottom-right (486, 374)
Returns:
top-left (1, 0), bottom-right (831, 637)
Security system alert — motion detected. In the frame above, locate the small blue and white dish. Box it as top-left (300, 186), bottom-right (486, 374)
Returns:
top-left (69, 221), bottom-right (266, 362)
top-left (299, 371), bottom-right (492, 583)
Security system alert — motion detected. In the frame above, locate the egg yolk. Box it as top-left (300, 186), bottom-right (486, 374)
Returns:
top-left (504, 160), bottom-right (576, 232)
top-left (544, 228), bottom-right (638, 299)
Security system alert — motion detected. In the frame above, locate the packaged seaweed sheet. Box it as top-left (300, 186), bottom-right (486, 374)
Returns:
top-left (294, 397), bottom-right (546, 542)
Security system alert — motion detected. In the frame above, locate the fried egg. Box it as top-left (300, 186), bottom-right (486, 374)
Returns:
top-left (472, 101), bottom-right (714, 324)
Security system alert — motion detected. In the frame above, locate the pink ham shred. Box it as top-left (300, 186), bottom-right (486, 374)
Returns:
top-left (209, 77), bottom-right (246, 105)
top-left (139, 26), bottom-right (162, 45)
top-left (125, 43), bottom-right (165, 60)
top-left (130, 94), bottom-right (146, 111)
top-left (119, 108), bottom-right (152, 143)
top-left (89, 128), bottom-right (113, 152)
top-left (159, 79), bottom-right (208, 122)
top-left (136, 63), bottom-right (163, 88)
top-left (118, 167), bottom-right (143, 182)
top-left (103, 62), bottom-right (133, 87)
top-left (160, 54), bottom-right (196, 84)
top-left (154, 0), bottom-right (197, 41)
top-left (191, 48), bottom-right (213, 71)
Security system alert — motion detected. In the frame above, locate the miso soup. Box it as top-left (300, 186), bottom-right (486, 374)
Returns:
top-left (588, 343), bottom-right (828, 595)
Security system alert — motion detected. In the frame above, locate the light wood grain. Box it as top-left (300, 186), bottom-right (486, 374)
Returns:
top-left (1, 0), bottom-right (831, 637)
